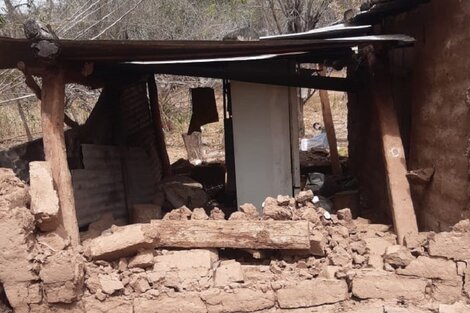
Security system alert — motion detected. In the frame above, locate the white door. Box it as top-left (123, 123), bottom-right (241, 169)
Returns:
top-left (231, 81), bottom-right (293, 209)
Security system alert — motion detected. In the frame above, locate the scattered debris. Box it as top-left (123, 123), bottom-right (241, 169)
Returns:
top-left (214, 260), bottom-right (244, 287)
top-left (383, 245), bottom-right (415, 268)
top-left (163, 206), bottom-right (192, 220)
top-left (263, 197), bottom-right (293, 220)
top-left (406, 167), bottom-right (435, 184)
top-left (161, 176), bottom-right (209, 209)
top-left (210, 207), bottom-right (225, 220)
top-left (2, 169), bottom-right (470, 312)
top-left (132, 204), bottom-right (163, 223)
top-left (29, 161), bottom-right (59, 231)
top-left (191, 207), bottom-right (210, 220)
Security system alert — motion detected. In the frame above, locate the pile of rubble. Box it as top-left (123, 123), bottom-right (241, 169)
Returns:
top-left (1, 166), bottom-right (470, 313)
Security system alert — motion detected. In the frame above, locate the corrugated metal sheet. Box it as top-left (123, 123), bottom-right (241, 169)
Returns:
top-left (119, 82), bottom-right (162, 177)
top-left (126, 147), bottom-right (158, 204)
top-left (119, 82), bottom-right (162, 205)
top-left (1, 32), bottom-right (419, 70)
top-left (260, 24), bottom-right (372, 40)
top-left (352, 0), bottom-right (429, 25)
top-left (71, 82), bottom-right (163, 227)
top-left (72, 144), bottom-right (159, 227)
top-left (72, 144), bottom-right (127, 227)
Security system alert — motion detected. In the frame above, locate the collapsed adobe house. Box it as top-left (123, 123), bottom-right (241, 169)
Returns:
top-left (0, 0), bottom-right (470, 312)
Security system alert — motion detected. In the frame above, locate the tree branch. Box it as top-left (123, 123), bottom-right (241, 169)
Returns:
top-left (91, 0), bottom-right (146, 40)
top-left (267, 0), bottom-right (283, 34)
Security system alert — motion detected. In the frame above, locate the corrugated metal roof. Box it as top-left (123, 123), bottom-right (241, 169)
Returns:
top-left (260, 24), bottom-right (372, 40)
top-left (352, 0), bottom-right (430, 24)
top-left (0, 34), bottom-right (415, 70)
top-left (128, 52), bottom-right (306, 65)
top-left (126, 34), bottom-right (413, 66)
top-left (0, 0), bottom-right (429, 70)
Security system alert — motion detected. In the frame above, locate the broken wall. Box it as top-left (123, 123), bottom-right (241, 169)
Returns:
top-left (348, 0), bottom-right (470, 231)
top-left (72, 79), bottom-right (163, 226)
top-left (347, 63), bottom-right (391, 225)
top-left (4, 165), bottom-right (470, 312)
top-left (0, 77), bottom-right (164, 227)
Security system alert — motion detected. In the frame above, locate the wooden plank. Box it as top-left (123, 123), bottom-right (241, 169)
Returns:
top-left (144, 63), bottom-right (354, 92)
top-left (150, 220), bottom-right (310, 249)
top-left (85, 220), bottom-right (311, 260)
top-left (41, 68), bottom-right (80, 246)
top-left (368, 52), bottom-right (418, 244)
top-left (319, 67), bottom-right (342, 176)
top-left (182, 132), bottom-right (204, 163)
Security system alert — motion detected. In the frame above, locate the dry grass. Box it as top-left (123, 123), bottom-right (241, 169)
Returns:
top-left (0, 83), bottom-right (348, 161)
top-left (303, 89), bottom-right (349, 147)
top-left (165, 87), bottom-right (225, 163)
top-left (0, 98), bottom-right (94, 150)
top-left (165, 86), bottom-right (349, 163)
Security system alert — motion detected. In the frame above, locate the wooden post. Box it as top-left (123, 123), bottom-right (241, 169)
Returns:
top-left (41, 68), bottom-right (80, 246)
top-left (289, 86), bottom-right (301, 195)
top-left (368, 52), bottom-right (418, 244)
top-left (147, 76), bottom-right (171, 177)
top-left (182, 132), bottom-right (204, 162)
top-left (319, 67), bottom-right (342, 176)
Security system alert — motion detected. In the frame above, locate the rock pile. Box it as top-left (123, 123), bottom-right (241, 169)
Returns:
top-left (1, 166), bottom-right (470, 312)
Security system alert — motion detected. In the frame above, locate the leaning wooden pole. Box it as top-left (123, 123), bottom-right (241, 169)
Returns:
top-left (147, 76), bottom-right (171, 177)
top-left (367, 51), bottom-right (418, 244)
top-left (319, 67), bottom-right (342, 176)
top-left (41, 68), bottom-right (80, 246)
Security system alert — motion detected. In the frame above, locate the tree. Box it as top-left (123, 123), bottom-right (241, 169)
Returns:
top-left (263, 0), bottom-right (331, 35)
top-left (259, 0), bottom-right (361, 136)
top-left (0, 0), bottom-right (361, 142)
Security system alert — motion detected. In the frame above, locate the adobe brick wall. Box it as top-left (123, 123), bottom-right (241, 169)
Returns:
top-left (348, 0), bottom-right (470, 231)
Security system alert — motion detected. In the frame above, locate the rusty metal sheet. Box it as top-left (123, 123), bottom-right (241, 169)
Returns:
top-left (126, 147), bottom-right (158, 205)
top-left (72, 144), bottom-right (126, 227)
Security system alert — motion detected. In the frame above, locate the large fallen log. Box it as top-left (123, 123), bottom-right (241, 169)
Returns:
top-left (85, 220), bottom-right (311, 260)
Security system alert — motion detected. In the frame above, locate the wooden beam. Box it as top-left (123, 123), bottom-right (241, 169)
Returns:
top-left (85, 220), bottom-right (311, 260)
top-left (147, 76), bottom-right (171, 177)
top-left (135, 63), bottom-right (354, 92)
top-left (319, 67), bottom-right (342, 176)
top-left (368, 52), bottom-right (418, 244)
top-left (41, 68), bottom-right (80, 246)
top-left (17, 62), bottom-right (42, 100)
